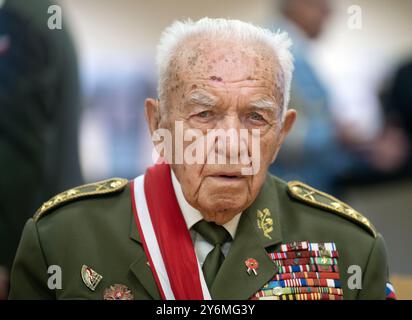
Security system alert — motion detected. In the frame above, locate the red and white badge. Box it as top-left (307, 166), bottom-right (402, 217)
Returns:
top-left (245, 258), bottom-right (259, 276)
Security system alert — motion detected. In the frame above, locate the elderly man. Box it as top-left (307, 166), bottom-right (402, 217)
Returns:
top-left (9, 18), bottom-right (394, 300)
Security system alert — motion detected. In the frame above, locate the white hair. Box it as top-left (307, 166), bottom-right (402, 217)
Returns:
top-left (156, 17), bottom-right (294, 116)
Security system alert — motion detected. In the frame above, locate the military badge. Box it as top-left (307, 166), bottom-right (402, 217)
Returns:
top-left (252, 241), bottom-right (344, 300)
top-left (103, 284), bottom-right (134, 300)
top-left (81, 265), bottom-right (103, 291)
top-left (257, 208), bottom-right (273, 239)
top-left (245, 258), bottom-right (259, 276)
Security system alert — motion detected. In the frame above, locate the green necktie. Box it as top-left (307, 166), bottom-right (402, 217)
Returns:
top-left (192, 220), bottom-right (231, 288)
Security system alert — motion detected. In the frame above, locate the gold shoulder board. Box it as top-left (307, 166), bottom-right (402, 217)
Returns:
top-left (287, 181), bottom-right (377, 238)
top-left (34, 178), bottom-right (128, 221)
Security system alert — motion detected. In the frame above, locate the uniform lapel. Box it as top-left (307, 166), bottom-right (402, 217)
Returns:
top-left (128, 214), bottom-right (161, 299)
top-left (210, 176), bottom-right (284, 300)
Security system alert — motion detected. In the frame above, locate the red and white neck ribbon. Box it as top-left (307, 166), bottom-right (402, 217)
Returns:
top-left (131, 163), bottom-right (211, 300)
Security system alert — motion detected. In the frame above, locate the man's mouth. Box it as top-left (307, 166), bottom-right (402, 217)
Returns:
top-left (209, 172), bottom-right (245, 181)
top-left (217, 174), bottom-right (241, 178)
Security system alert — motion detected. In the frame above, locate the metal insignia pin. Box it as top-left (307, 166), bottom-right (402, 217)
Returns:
top-left (256, 208), bottom-right (273, 240)
top-left (320, 248), bottom-right (329, 257)
top-left (245, 258), bottom-right (259, 276)
top-left (81, 265), bottom-right (103, 291)
top-left (272, 286), bottom-right (283, 296)
top-left (290, 241), bottom-right (298, 250)
top-left (103, 284), bottom-right (134, 300)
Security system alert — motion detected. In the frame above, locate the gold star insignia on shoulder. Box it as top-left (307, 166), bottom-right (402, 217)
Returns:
top-left (34, 178), bottom-right (128, 221)
top-left (287, 181), bottom-right (377, 238)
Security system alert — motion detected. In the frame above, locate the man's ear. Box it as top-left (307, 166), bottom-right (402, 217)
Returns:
top-left (145, 98), bottom-right (161, 136)
top-left (280, 109), bottom-right (297, 140)
top-left (270, 109), bottom-right (297, 163)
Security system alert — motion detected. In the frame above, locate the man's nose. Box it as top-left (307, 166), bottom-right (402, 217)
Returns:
top-left (215, 116), bottom-right (249, 163)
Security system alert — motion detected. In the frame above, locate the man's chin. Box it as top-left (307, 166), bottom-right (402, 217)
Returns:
top-left (197, 198), bottom-right (247, 224)
top-left (202, 211), bottom-right (242, 225)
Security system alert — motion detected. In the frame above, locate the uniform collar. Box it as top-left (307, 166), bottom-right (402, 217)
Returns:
top-left (170, 169), bottom-right (241, 240)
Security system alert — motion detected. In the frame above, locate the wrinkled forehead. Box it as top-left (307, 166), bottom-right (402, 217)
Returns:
top-left (169, 36), bottom-right (281, 84)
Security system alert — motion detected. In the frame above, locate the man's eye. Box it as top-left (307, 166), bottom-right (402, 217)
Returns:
top-left (249, 112), bottom-right (265, 121)
top-left (196, 111), bottom-right (212, 118)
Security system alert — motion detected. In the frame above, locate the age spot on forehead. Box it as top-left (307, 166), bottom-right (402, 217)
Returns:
top-left (210, 75), bottom-right (223, 82)
top-left (187, 53), bottom-right (200, 67)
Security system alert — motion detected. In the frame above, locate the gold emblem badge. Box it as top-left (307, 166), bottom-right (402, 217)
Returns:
top-left (103, 284), bottom-right (134, 300)
top-left (81, 265), bottom-right (103, 291)
top-left (257, 208), bottom-right (273, 239)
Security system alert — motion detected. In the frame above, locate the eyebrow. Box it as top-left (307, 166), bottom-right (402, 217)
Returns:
top-left (187, 92), bottom-right (218, 107)
top-left (249, 97), bottom-right (277, 110)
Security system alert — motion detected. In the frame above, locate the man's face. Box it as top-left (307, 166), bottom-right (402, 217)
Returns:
top-left (146, 38), bottom-right (296, 225)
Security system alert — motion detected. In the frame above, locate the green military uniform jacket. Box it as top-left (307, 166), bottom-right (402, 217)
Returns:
top-left (9, 174), bottom-right (390, 300)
